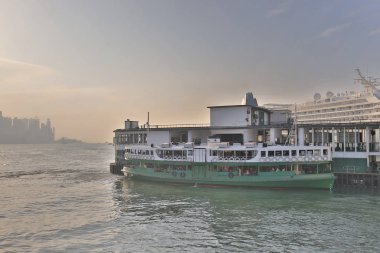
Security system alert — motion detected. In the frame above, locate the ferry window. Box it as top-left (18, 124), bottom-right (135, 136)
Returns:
top-left (156, 150), bottom-right (163, 158)
top-left (217, 151), bottom-right (224, 158)
top-left (261, 151), bottom-right (266, 157)
top-left (323, 149), bottom-right (328, 155)
top-left (212, 150), bottom-right (217, 156)
top-left (246, 151), bottom-right (253, 158)
top-left (299, 150), bottom-right (306, 156)
top-left (225, 151), bottom-right (233, 157)
top-left (307, 150), bottom-right (313, 156)
top-left (275, 151), bottom-right (282, 157)
top-left (314, 150), bottom-right (320, 156)
top-left (237, 151), bottom-right (246, 158)
top-left (188, 150), bottom-right (193, 156)
top-left (268, 151), bottom-right (274, 157)
top-left (291, 150), bottom-right (297, 156)
top-left (150, 150), bottom-right (153, 155)
top-left (283, 150), bottom-right (289, 156)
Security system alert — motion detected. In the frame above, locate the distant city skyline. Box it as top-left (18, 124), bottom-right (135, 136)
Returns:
top-left (1, 0), bottom-right (380, 142)
top-left (0, 111), bottom-right (54, 144)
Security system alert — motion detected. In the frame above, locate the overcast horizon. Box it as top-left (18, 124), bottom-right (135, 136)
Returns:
top-left (1, 0), bottom-right (380, 142)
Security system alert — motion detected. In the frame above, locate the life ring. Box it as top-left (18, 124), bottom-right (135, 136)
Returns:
top-left (172, 171), bottom-right (177, 177)
top-left (228, 172), bottom-right (234, 179)
top-left (180, 172), bottom-right (186, 178)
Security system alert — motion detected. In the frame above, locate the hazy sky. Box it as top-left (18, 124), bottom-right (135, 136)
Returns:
top-left (1, 0), bottom-right (380, 142)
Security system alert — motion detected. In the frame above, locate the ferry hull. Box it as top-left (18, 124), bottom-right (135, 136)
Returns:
top-left (124, 167), bottom-right (335, 190)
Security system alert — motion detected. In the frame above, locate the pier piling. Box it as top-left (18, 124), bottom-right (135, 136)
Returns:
top-left (110, 163), bottom-right (124, 175)
top-left (334, 172), bottom-right (379, 190)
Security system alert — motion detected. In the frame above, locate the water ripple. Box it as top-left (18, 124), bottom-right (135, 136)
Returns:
top-left (1, 144), bottom-right (380, 252)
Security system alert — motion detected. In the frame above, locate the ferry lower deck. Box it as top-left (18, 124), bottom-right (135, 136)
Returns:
top-left (123, 159), bottom-right (334, 189)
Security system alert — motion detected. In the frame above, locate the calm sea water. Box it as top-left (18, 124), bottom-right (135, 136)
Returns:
top-left (1, 144), bottom-right (380, 252)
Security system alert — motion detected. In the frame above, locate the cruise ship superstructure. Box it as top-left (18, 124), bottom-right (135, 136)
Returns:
top-left (291, 69), bottom-right (380, 172)
top-left (295, 69), bottom-right (380, 124)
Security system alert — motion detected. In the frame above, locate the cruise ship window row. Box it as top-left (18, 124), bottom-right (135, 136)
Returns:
top-left (298, 98), bottom-right (368, 111)
top-left (298, 103), bottom-right (377, 117)
top-left (298, 111), bottom-right (380, 121)
top-left (297, 104), bottom-right (375, 118)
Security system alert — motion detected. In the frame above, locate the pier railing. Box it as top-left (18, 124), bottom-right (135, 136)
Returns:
top-left (146, 123), bottom-right (210, 129)
top-left (341, 166), bottom-right (380, 174)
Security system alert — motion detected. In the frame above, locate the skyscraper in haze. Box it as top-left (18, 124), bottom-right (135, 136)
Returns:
top-left (0, 111), bottom-right (55, 144)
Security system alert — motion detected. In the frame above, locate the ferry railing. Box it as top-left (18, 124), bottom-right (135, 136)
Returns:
top-left (340, 166), bottom-right (380, 174)
top-left (147, 123), bottom-right (210, 129)
top-left (333, 142), bottom-right (367, 152)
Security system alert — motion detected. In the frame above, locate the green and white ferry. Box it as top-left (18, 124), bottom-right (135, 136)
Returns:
top-left (122, 141), bottom-right (334, 189)
top-left (114, 92), bottom-right (335, 190)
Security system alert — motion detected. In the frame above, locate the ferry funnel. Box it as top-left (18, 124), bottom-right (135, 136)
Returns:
top-left (242, 92), bottom-right (258, 107)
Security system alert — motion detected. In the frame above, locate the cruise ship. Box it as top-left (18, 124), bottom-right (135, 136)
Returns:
top-left (289, 69), bottom-right (380, 173)
top-left (295, 69), bottom-right (380, 124)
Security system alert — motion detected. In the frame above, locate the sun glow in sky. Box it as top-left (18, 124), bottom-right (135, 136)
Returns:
top-left (1, 0), bottom-right (380, 142)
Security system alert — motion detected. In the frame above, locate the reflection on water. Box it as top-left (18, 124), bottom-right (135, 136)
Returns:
top-left (113, 179), bottom-right (380, 252)
top-left (1, 144), bottom-right (380, 252)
